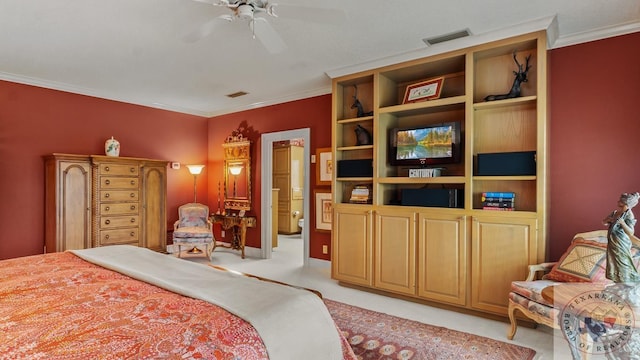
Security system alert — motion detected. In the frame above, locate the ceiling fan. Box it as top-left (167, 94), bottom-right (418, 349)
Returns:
top-left (185, 0), bottom-right (345, 54)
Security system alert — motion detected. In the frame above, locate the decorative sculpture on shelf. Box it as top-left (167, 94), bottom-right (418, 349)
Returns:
top-left (354, 124), bottom-right (372, 146)
top-left (484, 52), bottom-right (532, 102)
top-left (351, 85), bottom-right (373, 118)
top-left (602, 192), bottom-right (640, 283)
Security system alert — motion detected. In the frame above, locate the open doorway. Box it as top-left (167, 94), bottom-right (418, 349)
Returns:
top-left (260, 128), bottom-right (310, 265)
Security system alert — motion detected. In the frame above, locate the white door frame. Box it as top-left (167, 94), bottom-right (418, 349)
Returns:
top-left (260, 128), bottom-right (310, 265)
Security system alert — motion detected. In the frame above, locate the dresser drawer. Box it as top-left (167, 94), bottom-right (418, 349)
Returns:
top-left (99, 228), bottom-right (139, 245)
top-left (99, 177), bottom-right (138, 189)
top-left (100, 215), bottom-right (139, 229)
top-left (99, 163), bottom-right (139, 176)
top-left (100, 190), bottom-right (139, 202)
top-left (100, 203), bottom-right (139, 215)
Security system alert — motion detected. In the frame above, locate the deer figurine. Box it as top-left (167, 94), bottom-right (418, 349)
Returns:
top-left (484, 52), bottom-right (532, 101)
top-left (351, 85), bottom-right (373, 117)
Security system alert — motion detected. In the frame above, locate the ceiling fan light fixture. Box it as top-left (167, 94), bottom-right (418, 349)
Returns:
top-left (237, 4), bottom-right (255, 20)
top-left (423, 29), bottom-right (471, 46)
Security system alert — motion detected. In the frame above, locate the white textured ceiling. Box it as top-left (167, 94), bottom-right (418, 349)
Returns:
top-left (1, 0), bottom-right (638, 117)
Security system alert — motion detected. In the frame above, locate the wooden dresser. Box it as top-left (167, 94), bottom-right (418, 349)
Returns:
top-left (45, 154), bottom-right (168, 253)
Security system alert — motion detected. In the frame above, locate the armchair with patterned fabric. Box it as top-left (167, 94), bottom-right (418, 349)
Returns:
top-left (507, 230), bottom-right (640, 340)
top-left (173, 203), bottom-right (215, 260)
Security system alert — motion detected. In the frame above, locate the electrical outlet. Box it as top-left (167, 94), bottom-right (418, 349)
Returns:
top-left (221, 230), bottom-right (225, 237)
top-left (322, 245), bottom-right (328, 254)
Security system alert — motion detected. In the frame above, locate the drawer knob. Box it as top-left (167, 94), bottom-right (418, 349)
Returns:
top-left (105, 179), bottom-right (111, 185)
top-left (105, 193), bottom-right (110, 198)
top-left (130, 167), bottom-right (135, 173)
top-left (130, 232), bottom-right (135, 237)
top-left (105, 166), bottom-right (110, 172)
top-left (130, 205), bottom-right (136, 210)
top-left (130, 218), bottom-right (135, 223)
top-left (105, 235), bottom-right (110, 240)
top-left (105, 219), bottom-right (111, 225)
top-left (105, 206), bottom-right (110, 211)
top-left (130, 193), bottom-right (135, 198)
top-left (131, 180), bottom-right (135, 185)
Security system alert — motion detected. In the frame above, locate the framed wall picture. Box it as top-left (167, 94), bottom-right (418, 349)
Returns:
top-left (403, 76), bottom-right (445, 104)
top-left (316, 147), bottom-right (332, 186)
top-left (315, 189), bottom-right (332, 232)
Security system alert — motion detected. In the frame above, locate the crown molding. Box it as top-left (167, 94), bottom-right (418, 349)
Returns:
top-left (0, 71), bottom-right (215, 117)
top-left (325, 16), bottom-right (558, 79)
top-left (0, 70), bottom-right (332, 118)
top-left (551, 20), bottom-right (640, 49)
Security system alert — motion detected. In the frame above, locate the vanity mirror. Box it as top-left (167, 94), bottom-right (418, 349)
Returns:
top-left (223, 133), bottom-right (251, 211)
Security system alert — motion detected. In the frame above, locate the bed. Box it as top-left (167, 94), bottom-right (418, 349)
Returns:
top-left (0, 245), bottom-right (356, 359)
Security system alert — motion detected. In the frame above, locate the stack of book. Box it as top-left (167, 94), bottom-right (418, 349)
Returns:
top-left (481, 192), bottom-right (515, 211)
top-left (350, 185), bottom-right (373, 204)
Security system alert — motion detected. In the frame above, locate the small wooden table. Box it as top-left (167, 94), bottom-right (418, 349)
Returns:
top-left (211, 214), bottom-right (257, 259)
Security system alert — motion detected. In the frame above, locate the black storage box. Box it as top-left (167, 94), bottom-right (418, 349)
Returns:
top-left (337, 159), bottom-right (373, 178)
top-left (476, 151), bottom-right (536, 176)
top-left (400, 188), bottom-right (463, 208)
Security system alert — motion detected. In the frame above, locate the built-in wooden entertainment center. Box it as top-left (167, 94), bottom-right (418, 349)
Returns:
top-left (330, 31), bottom-right (548, 317)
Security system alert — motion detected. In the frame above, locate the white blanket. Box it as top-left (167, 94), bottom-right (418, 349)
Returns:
top-left (71, 245), bottom-right (344, 360)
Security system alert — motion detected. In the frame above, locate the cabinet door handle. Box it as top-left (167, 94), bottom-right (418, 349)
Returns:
top-left (105, 193), bottom-right (110, 198)
top-left (105, 179), bottom-right (110, 185)
top-left (105, 219), bottom-right (111, 225)
top-left (130, 218), bottom-right (135, 223)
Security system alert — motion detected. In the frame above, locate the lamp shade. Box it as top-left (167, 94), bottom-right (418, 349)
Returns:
top-left (187, 165), bottom-right (205, 175)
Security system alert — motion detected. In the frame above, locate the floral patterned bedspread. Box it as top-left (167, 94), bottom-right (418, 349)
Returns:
top-left (0, 251), bottom-right (355, 359)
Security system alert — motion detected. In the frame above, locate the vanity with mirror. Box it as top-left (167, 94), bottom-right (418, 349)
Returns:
top-left (212, 132), bottom-right (256, 259)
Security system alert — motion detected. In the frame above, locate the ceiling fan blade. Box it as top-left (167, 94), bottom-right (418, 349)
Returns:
top-left (183, 15), bottom-right (231, 43)
top-left (269, 4), bottom-right (346, 25)
top-left (250, 18), bottom-right (287, 54)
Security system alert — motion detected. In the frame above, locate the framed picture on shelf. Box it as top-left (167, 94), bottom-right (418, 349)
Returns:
top-left (315, 189), bottom-right (332, 232)
top-left (403, 77), bottom-right (444, 104)
top-left (316, 147), bottom-right (332, 186)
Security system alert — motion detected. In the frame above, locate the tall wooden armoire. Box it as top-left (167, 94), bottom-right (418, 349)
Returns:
top-left (44, 153), bottom-right (168, 253)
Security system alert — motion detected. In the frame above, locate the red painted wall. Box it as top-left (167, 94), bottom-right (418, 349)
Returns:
top-left (0, 81), bottom-right (208, 260)
top-left (207, 95), bottom-right (333, 260)
top-left (548, 31), bottom-right (640, 260)
top-left (2, 32), bottom-right (639, 263)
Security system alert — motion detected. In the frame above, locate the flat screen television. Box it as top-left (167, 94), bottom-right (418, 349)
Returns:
top-left (388, 121), bottom-right (461, 166)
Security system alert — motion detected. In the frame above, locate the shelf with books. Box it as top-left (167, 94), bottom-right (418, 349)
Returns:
top-left (335, 180), bottom-right (374, 206)
top-left (472, 179), bottom-right (536, 212)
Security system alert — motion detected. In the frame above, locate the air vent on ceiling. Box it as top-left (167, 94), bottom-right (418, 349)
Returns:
top-left (423, 29), bottom-right (471, 46)
top-left (226, 91), bottom-right (248, 98)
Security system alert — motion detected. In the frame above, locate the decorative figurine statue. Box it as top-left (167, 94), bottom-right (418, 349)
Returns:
top-left (484, 52), bottom-right (532, 101)
top-left (351, 85), bottom-right (373, 118)
top-left (354, 124), bottom-right (372, 146)
top-left (602, 192), bottom-right (640, 283)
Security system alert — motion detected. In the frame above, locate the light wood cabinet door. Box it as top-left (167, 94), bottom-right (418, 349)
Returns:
top-left (417, 213), bottom-right (467, 306)
top-left (141, 162), bottom-right (167, 252)
top-left (44, 155), bottom-right (92, 252)
top-left (331, 205), bottom-right (373, 286)
top-left (471, 215), bottom-right (537, 315)
top-left (374, 209), bottom-right (416, 295)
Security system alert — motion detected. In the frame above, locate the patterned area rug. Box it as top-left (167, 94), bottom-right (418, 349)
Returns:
top-left (324, 299), bottom-right (536, 360)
